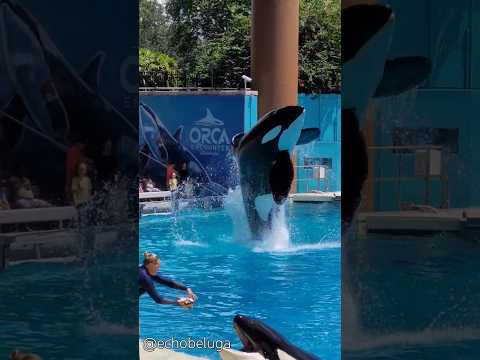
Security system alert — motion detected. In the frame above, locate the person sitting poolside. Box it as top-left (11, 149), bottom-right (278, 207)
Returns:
top-left (145, 178), bottom-right (160, 192)
top-left (139, 252), bottom-right (197, 306)
top-left (10, 176), bottom-right (51, 209)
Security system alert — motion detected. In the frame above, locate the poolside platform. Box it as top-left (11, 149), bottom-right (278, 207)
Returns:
top-left (0, 206), bottom-right (132, 269)
top-left (290, 191), bottom-right (341, 203)
top-left (139, 191), bottom-right (172, 200)
top-left (0, 206), bottom-right (78, 270)
top-left (140, 191), bottom-right (173, 215)
top-left (356, 207), bottom-right (480, 240)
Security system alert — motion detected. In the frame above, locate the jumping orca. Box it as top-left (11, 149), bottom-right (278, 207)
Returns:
top-left (222, 315), bottom-right (319, 360)
top-left (232, 106), bottom-right (320, 238)
top-left (139, 102), bottom-right (226, 195)
top-left (342, 3), bottom-right (431, 232)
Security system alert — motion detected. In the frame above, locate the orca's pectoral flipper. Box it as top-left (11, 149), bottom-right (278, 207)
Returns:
top-left (270, 150), bottom-right (294, 204)
top-left (373, 57), bottom-right (431, 98)
top-left (342, 4), bottom-right (394, 64)
top-left (297, 128), bottom-right (320, 145)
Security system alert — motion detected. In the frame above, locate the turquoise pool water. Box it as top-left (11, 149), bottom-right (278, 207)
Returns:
top-left (139, 198), bottom-right (341, 359)
top-left (0, 231), bottom-right (138, 360)
top-left (343, 233), bottom-right (480, 360)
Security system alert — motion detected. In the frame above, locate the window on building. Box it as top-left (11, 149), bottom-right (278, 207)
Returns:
top-left (304, 157), bottom-right (332, 168)
top-left (392, 127), bottom-right (459, 154)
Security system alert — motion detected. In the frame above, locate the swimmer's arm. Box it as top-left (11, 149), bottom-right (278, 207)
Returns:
top-left (144, 282), bottom-right (179, 305)
top-left (152, 275), bottom-right (188, 291)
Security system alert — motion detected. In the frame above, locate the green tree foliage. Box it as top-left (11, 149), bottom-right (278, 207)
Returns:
top-left (140, 0), bottom-right (340, 92)
top-left (139, 48), bottom-right (179, 87)
top-left (166, 0), bottom-right (250, 87)
top-left (140, 0), bottom-right (169, 53)
top-left (299, 0), bottom-right (341, 93)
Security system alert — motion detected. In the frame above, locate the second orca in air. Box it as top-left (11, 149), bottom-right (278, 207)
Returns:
top-left (232, 106), bottom-right (320, 238)
top-left (219, 315), bottom-right (319, 360)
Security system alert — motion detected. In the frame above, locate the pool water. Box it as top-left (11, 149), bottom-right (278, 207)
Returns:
top-left (0, 229), bottom-right (138, 360)
top-left (343, 233), bottom-right (480, 360)
top-left (139, 199), bottom-right (341, 359)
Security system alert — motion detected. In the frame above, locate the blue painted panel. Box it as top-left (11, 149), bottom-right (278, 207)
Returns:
top-left (297, 94), bottom-right (341, 192)
top-left (243, 95), bottom-right (258, 133)
top-left (140, 94), bottom-right (250, 189)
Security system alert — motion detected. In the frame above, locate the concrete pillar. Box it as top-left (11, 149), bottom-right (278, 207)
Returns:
top-left (251, 0), bottom-right (299, 118)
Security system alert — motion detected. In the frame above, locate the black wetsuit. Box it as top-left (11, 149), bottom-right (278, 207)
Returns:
top-left (138, 265), bottom-right (188, 304)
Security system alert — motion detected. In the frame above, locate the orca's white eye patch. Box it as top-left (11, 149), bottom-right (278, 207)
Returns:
top-left (261, 125), bottom-right (282, 144)
top-left (278, 117), bottom-right (304, 151)
top-left (254, 194), bottom-right (274, 221)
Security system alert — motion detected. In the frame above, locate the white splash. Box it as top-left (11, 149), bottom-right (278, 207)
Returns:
top-left (259, 204), bottom-right (290, 251)
top-left (253, 241), bottom-right (340, 254)
top-left (175, 239), bottom-right (207, 247)
top-left (224, 187), bottom-right (251, 242)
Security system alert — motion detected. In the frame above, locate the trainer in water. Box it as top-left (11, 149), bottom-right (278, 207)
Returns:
top-left (139, 252), bottom-right (197, 307)
top-left (220, 315), bottom-right (319, 360)
top-left (232, 106), bottom-right (320, 239)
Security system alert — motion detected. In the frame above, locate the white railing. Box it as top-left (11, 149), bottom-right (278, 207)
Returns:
top-left (139, 87), bottom-right (255, 93)
top-left (366, 144), bottom-right (450, 209)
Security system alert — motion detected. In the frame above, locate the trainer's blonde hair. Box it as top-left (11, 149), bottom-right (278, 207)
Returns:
top-left (143, 251), bottom-right (160, 265)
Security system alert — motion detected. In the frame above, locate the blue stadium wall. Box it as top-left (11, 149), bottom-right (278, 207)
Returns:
top-left (372, 0), bottom-right (480, 210)
top-left (296, 94), bottom-right (341, 193)
top-left (141, 92), bottom-right (340, 192)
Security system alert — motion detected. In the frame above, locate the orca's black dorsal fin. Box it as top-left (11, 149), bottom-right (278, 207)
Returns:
top-left (81, 51), bottom-right (106, 90)
top-left (173, 126), bottom-right (183, 142)
top-left (297, 128), bottom-right (320, 145)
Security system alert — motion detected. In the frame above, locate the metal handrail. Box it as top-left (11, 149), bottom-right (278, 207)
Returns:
top-left (294, 165), bottom-right (330, 193)
top-left (140, 87), bottom-right (249, 92)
